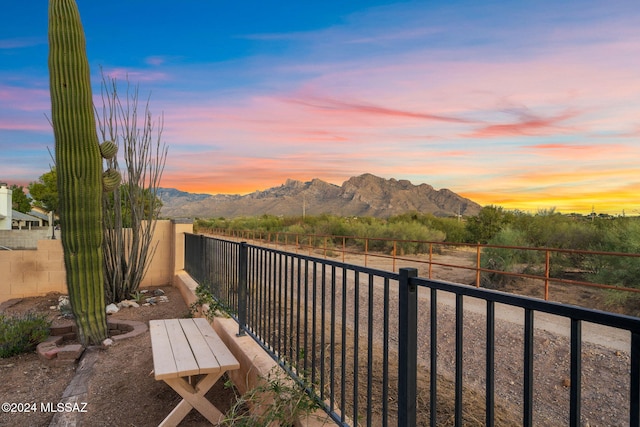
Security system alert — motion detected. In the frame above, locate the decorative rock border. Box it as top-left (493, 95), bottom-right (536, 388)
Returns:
top-left (37, 319), bottom-right (148, 367)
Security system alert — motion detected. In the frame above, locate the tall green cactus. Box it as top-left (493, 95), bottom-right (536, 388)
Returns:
top-left (48, 0), bottom-right (112, 346)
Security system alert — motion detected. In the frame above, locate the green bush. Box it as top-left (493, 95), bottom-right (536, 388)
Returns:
top-left (586, 219), bottom-right (640, 290)
top-left (222, 367), bottom-right (319, 426)
top-left (0, 312), bottom-right (51, 358)
top-left (481, 227), bottom-right (542, 289)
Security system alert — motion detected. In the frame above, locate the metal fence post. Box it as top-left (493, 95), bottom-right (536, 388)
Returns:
top-left (399, 267), bottom-right (418, 427)
top-left (237, 241), bottom-right (248, 336)
top-left (199, 234), bottom-right (205, 287)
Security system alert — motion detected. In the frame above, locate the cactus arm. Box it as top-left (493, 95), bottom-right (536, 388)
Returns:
top-left (48, 0), bottom-right (108, 346)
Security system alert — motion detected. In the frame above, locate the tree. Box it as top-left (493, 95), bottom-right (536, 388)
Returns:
top-left (465, 205), bottom-right (513, 244)
top-left (29, 167), bottom-right (161, 228)
top-left (97, 73), bottom-right (167, 304)
top-left (28, 168), bottom-right (59, 214)
top-left (103, 184), bottom-right (163, 228)
top-left (9, 185), bottom-right (31, 213)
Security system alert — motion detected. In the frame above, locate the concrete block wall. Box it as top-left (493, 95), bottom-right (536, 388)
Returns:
top-left (0, 220), bottom-right (193, 303)
top-left (0, 229), bottom-right (52, 249)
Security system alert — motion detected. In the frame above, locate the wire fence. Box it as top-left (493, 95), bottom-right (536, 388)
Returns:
top-left (198, 227), bottom-right (640, 315)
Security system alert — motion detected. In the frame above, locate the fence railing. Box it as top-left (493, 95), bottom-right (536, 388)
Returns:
top-left (200, 227), bottom-right (640, 314)
top-left (185, 233), bottom-right (640, 427)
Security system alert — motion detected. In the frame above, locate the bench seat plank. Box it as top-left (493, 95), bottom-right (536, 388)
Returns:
top-left (178, 318), bottom-right (221, 373)
top-left (164, 319), bottom-right (200, 378)
top-left (193, 317), bottom-right (240, 370)
top-left (149, 319), bottom-right (180, 380)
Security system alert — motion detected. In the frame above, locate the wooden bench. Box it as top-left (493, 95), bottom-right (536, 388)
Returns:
top-left (150, 318), bottom-right (240, 426)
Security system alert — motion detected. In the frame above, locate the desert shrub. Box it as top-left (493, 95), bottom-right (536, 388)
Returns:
top-left (516, 212), bottom-right (601, 250)
top-left (188, 284), bottom-right (230, 322)
top-left (481, 227), bottom-right (538, 289)
top-left (432, 217), bottom-right (468, 243)
top-left (389, 212), bottom-right (468, 243)
top-left (377, 222), bottom-right (445, 255)
top-left (222, 367), bottom-right (319, 426)
top-left (465, 205), bottom-right (515, 244)
top-left (286, 224), bottom-right (306, 237)
top-left (586, 219), bottom-right (640, 291)
top-left (0, 312), bottom-right (51, 358)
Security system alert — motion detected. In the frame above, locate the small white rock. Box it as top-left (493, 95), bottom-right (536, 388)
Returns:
top-left (105, 303), bottom-right (119, 314)
top-left (117, 300), bottom-right (140, 308)
top-left (102, 338), bottom-right (114, 348)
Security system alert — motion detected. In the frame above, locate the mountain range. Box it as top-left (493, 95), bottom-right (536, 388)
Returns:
top-left (158, 173), bottom-right (483, 219)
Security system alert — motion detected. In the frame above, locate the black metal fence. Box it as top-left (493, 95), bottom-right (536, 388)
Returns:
top-left (184, 233), bottom-right (640, 426)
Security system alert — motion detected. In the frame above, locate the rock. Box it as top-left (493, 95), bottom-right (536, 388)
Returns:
top-left (58, 295), bottom-right (71, 312)
top-left (145, 297), bottom-right (157, 305)
top-left (106, 303), bottom-right (119, 314)
top-left (102, 338), bottom-right (114, 348)
top-left (153, 289), bottom-right (165, 296)
top-left (158, 296), bottom-right (169, 303)
top-left (117, 300), bottom-right (140, 308)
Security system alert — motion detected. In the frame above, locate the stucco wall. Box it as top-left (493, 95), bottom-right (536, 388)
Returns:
top-left (0, 220), bottom-right (193, 303)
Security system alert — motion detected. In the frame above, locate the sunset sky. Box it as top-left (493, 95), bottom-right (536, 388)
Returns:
top-left (1, 1), bottom-right (639, 215)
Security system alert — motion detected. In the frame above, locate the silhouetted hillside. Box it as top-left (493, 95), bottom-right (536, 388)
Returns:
top-left (159, 174), bottom-right (482, 218)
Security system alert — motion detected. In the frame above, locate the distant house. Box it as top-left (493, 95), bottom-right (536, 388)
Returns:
top-left (0, 183), bottom-right (52, 230)
top-left (27, 210), bottom-right (49, 225)
top-left (11, 210), bottom-right (44, 230)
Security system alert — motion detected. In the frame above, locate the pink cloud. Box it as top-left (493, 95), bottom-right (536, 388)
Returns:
top-left (467, 109), bottom-right (578, 138)
top-left (145, 56), bottom-right (167, 66)
top-left (285, 95), bottom-right (475, 124)
top-left (0, 85), bottom-right (50, 112)
top-left (0, 119), bottom-right (50, 132)
top-left (522, 142), bottom-right (634, 160)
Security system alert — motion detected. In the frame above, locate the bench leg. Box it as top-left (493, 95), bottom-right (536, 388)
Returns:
top-left (159, 372), bottom-right (225, 426)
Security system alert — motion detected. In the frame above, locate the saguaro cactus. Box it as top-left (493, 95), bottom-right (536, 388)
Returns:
top-left (48, 0), bottom-right (110, 345)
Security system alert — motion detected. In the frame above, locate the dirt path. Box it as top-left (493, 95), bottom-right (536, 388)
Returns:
top-left (431, 291), bottom-right (630, 353)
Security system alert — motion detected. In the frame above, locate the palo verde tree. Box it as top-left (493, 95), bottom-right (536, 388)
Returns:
top-left (28, 168), bottom-right (59, 216)
top-left (48, 0), bottom-right (120, 345)
top-left (97, 74), bottom-right (167, 304)
top-left (9, 185), bottom-right (31, 213)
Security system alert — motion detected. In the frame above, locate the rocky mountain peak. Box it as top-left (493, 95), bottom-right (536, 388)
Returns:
top-left (159, 174), bottom-right (482, 218)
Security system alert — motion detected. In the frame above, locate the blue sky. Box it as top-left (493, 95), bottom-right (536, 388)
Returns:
top-left (2, 0), bottom-right (640, 214)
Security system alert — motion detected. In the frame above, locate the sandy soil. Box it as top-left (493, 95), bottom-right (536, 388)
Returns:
top-left (0, 286), bottom-right (237, 427)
